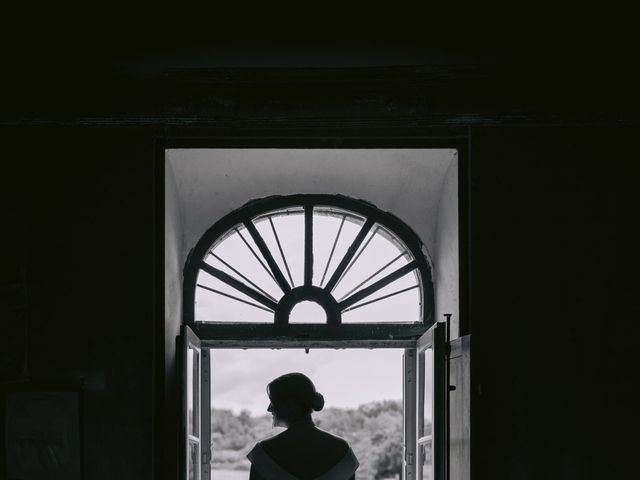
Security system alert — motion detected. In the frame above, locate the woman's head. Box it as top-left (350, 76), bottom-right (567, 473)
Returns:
top-left (267, 372), bottom-right (324, 426)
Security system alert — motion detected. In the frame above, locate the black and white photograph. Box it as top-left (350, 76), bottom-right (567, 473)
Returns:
top-left (1, 6), bottom-right (637, 480)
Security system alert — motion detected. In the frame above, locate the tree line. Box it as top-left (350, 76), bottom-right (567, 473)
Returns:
top-left (211, 399), bottom-right (404, 480)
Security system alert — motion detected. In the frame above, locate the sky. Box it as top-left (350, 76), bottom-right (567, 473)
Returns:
top-left (210, 348), bottom-right (403, 416)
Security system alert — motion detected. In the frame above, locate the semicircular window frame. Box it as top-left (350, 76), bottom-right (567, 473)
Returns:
top-left (183, 194), bottom-right (434, 329)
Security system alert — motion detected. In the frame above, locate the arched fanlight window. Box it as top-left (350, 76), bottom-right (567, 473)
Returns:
top-left (183, 195), bottom-right (434, 327)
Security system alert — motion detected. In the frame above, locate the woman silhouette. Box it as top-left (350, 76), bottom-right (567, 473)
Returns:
top-left (247, 372), bottom-right (359, 480)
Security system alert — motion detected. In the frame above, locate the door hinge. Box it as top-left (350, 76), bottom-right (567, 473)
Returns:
top-left (202, 451), bottom-right (210, 464)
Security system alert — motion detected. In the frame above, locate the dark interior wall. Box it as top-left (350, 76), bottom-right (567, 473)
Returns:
top-left (0, 3), bottom-right (637, 476)
top-left (1, 33), bottom-right (637, 476)
top-left (469, 127), bottom-right (636, 480)
top-left (163, 158), bottom-right (184, 480)
top-left (2, 125), bottom-right (635, 480)
top-left (1, 129), bottom-right (157, 480)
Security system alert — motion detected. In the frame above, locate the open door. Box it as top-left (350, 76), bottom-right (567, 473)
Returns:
top-left (403, 348), bottom-right (417, 480)
top-left (181, 325), bottom-right (211, 480)
top-left (448, 335), bottom-right (470, 480)
top-left (404, 321), bottom-right (447, 480)
top-left (416, 321), bottom-right (448, 480)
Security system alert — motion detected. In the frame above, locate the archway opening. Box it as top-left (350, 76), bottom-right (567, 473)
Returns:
top-left (210, 348), bottom-right (404, 479)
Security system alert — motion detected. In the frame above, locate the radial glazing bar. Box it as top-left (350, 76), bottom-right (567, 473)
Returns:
top-left (235, 228), bottom-right (276, 281)
top-left (209, 252), bottom-right (277, 303)
top-left (243, 220), bottom-right (292, 293)
top-left (304, 205), bottom-right (313, 287)
top-left (333, 226), bottom-right (379, 291)
top-left (342, 284), bottom-right (419, 312)
top-left (268, 216), bottom-right (294, 287)
top-left (338, 252), bottom-right (406, 302)
top-left (320, 215), bottom-right (346, 287)
top-left (200, 262), bottom-right (278, 310)
top-left (324, 218), bottom-right (375, 293)
top-left (338, 260), bottom-right (418, 310)
top-left (197, 284), bottom-right (274, 313)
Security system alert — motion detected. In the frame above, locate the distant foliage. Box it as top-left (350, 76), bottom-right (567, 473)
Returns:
top-left (211, 400), bottom-right (403, 480)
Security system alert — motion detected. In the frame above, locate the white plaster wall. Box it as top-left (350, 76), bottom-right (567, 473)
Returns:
top-left (165, 148), bottom-right (459, 331)
top-left (167, 148), bottom-right (457, 269)
top-left (433, 156), bottom-right (460, 337)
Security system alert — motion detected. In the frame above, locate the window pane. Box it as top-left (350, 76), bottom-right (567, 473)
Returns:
top-left (289, 300), bottom-right (327, 323)
top-left (419, 440), bottom-right (433, 480)
top-left (312, 208), bottom-right (365, 288)
top-left (196, 201), bottom-right (428, 325)
top-left (195, 271), bottom-right (274, 323)
top-left (188, 439), bottom-right (200, 480)
top-left (420, 347), bottom-right (433, 438)
top-left (332, 224), bottom-right (411, 301)
top-left (194, 348), bottom-right (200, 437)
top-left (341, 272), bottom-right (421, 323)
top-left (188, 347), bottom-right (200, 436)
top-left (187, 348), bottom-right (194, 434)
top-left (254, 209), bottom-right (305, 288)
top-left (204, 249), bottom-right (281, 304)
top-left (209, 225), bottom-right (283, 300)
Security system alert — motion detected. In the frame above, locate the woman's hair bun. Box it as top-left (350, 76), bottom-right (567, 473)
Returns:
top-left (311, 392), bottom-right (325, 411)
top-left (268, 372), bottom-right (324, 414)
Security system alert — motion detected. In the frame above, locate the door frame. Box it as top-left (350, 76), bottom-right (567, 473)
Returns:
top-left (157, 132), bottom-right (471, 480)
top-left (197, 322), bottom-right (450, 480)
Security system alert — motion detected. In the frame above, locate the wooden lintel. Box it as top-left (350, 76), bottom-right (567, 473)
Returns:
top-left (193, 322), bottom-right (429, 345)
